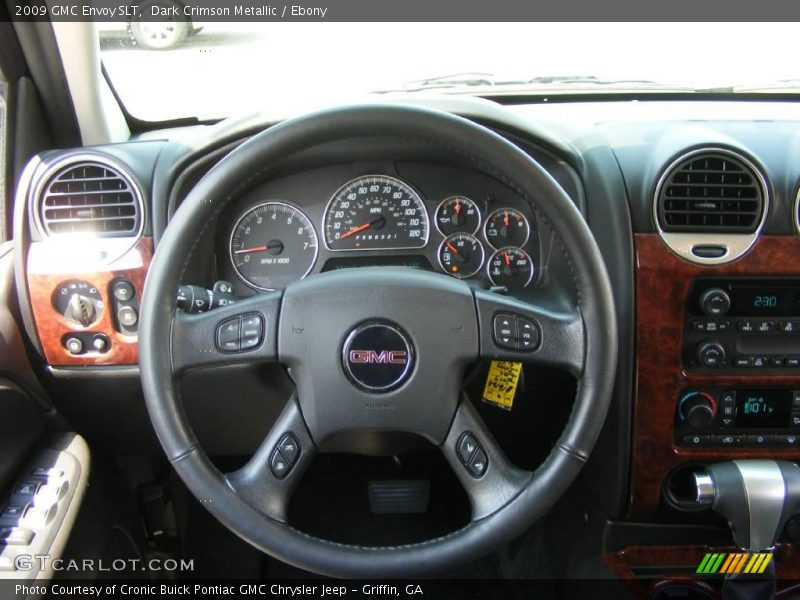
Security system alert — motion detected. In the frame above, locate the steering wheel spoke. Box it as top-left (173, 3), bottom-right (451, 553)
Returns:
top-left (225, 397), bottom-right (315, 523)
top-left (474, 289), bottom-right (584, 377)
top-left (170, 291), bottom-right (281, 374)
top-left (443, 397), bottom-right (531, 521)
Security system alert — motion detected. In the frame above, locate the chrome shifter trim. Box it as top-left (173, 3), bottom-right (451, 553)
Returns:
top-left (734, 460), bottom-right (786, 551)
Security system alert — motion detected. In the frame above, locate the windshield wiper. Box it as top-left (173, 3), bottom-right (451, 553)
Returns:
top-left (373, 73), bottom-right (694, 94)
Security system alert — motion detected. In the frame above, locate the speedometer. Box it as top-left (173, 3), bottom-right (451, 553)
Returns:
top-left (324, 175), bottom-right (429, 251)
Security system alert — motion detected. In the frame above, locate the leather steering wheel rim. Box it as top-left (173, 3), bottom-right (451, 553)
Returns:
top-left (139, 104), bottom-right (618, 577)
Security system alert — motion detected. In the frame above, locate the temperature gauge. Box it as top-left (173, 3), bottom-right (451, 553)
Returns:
top-left (438, 233), bottom-right (484, 279)
top-left (435, 196), bottom-right (481, 236)
top-left (487, 247), bottom-right (534, 289)
top-left (484, 208), bottom-right (530, 249)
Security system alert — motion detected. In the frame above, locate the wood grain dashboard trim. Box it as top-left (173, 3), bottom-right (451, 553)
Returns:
top-left (630, 234), bottom-right (800, 520)
top-left (26, 237), bottom-right (152, 366)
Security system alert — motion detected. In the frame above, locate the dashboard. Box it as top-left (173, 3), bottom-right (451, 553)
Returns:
top-left (216, 164), bottom-right (541, 295)
top-left (16, 96), bottom-right (800, 585)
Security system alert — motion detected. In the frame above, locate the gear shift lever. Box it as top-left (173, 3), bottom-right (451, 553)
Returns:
top-left (694, 460), bottom-right (800, 551)
top-left (693, 460), bottom-right (800, 600)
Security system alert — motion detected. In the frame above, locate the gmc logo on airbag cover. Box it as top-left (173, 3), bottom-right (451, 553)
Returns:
top-left (348, 350), bottom-right (408, 365)
top-left (342, 322), bottom-right (414, 392)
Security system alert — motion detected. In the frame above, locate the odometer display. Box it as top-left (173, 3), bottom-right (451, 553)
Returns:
top-left (324, 175), bottom-right (429, 251)
top-left (229, 202), bottom-right (318, 290)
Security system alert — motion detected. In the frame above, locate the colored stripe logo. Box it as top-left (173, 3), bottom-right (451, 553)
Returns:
top-left (696, 552), bottom-right (773, 574)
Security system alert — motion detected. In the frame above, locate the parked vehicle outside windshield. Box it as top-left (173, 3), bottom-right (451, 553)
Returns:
top-left (99, 22), bottom-right (800, 122)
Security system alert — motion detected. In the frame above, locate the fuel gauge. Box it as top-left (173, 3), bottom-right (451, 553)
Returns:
top-left (438, 233), bottom-right (484, 279)
top-left (487, 247), bottom-right (534, 289)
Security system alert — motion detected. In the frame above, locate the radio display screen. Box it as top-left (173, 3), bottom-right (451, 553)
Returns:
top-left (734, 390), bottom-right (792, 428)
top-left (729, 286), bottom-right (800, 316)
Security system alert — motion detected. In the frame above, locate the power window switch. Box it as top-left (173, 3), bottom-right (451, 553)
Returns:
top-left (13, 481), bottom-right (40, 497)
top-left (33, 479), bottom-right (68, 504)
top-left (1, 505), bottom-right (28, 520)
top-left (467, 448), bottom-right (488, 478)
top-left (278, 434), bottom-right (300, 466)
top-left (31, 467), bottom-right (64, 479)
top-left (0, 527), bottom-right (34, 546)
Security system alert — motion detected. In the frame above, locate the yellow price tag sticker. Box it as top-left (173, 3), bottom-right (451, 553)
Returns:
top-left (482, 361), bottom-right (522, 410)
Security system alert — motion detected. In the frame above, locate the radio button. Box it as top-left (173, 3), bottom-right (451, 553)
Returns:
top-left (700, 288), bottom-right (731, 317)
top-left (698, 341), bottom-right (726, 367)
top-left (752, 356), bottom-right (768, 368)
top-left (793, 391), bottom-right (800, 408)
top-left (787, 357), bottom-right (800, 368)
top-left (737, 320), bottom-right (755, 333)
top-left (792, 412), bottom-right (800, 427)
top-left (779, 321), bottom-right (799, 333)
top-left (733, 356), bottom-right (753, 368)
top-left (770, 357), bottom-right (785, 368)
top-left (756, 321), bottom-right (775, 333)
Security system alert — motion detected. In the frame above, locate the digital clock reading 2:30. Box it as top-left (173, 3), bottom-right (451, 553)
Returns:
top-left (753, 295), bottom-right (778, 308)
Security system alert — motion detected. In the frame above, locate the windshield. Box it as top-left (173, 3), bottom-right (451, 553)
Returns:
top-left (99, 22), bottom-right (800, 122)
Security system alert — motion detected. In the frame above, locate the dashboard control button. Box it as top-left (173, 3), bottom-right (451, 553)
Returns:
top-left (737, 320), bottom-right (755, 333)
top-left (771, 357), bottom-right (785, 368)
top-left (787, 357), bottom-right (800, 368)
top-left (792, 412), bottom-right (800, 427)
top-left (516, 317), bottom-right (540, 351)
top-left (697, 341), bottom-right (725, 367)
top-left (278, 434), bottom-right (300, 466)
top-left (269, 449), bottom-right (290, 480)
top-left (493, 314), bottom-right (517, 348)
top-left (757, 320), bottom-right (775, 333)
top-left (780, 321), bottom-right (799, 333)
top-left (714, 434), bottom-right (744, 446)
top-left (216, 317), bottom-right (241, 352)
top-left (0, 527), bottom-right (34, 546)
top-left (682, 434), bottom-right (710, 446)
top-left (776, 434), bottom-right (800, 446)
top-left (466, 448), bottom-right (488, 478)
top-left (752, 356), bottom-right (768, 368)
top-left (746, 434), bottom-right (774, 446)
top-left (457, 433), bottom-right (479, 464)
top-left (700, 288), bottom-right (730, 317)
top-left (679, 391), bottom-right (716, 428)
top-left (733, 356), bottom-right (752, 368)
top-left (91, 334), bottom-right (109, 352)
top-left (31, 468), bottom-right (63, 479)
top-left (793, 391), bottom-right (800, 408)
top-left (64, 337), bottom-right (84, 355)
top-left (112, 280), bottom-right (135, 302)
top-left (117, 305), bottom-right (138, 328)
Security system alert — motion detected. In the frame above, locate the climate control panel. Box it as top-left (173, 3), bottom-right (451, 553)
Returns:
top-left (683, 278), bottom-right (800, 372)
top-left (675, 387), bottom-right (800, 447)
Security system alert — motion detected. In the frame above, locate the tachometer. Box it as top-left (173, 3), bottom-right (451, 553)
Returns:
top-left (229, 202), bottom-right (318, 290)
top-left (324, 175), bottom-right (429, 251)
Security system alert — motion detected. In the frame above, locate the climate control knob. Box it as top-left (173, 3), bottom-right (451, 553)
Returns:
top-left (697, 340), bottom-right (726, 368)
top-left (699, 288), bottom-right (731, 317)
top-left (679, 391), bottom-right (717, 428)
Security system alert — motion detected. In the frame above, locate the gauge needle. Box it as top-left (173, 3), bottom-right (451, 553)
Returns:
top-left (503, 211), bottom-right (510, 228)
top-left (454, 199), bottom-right (462, 214)
top-left (234, 241), bottom-right (282, 255)
top-left (446, 242), bottom-right (460, 255)
top-left (503, 251), bottom-right (512, 266)
top-left (339, 216), bottom-right (385, 240)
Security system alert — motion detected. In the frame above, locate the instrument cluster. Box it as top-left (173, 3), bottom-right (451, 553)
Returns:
top-left (224, 172), bottom-right (539, 293)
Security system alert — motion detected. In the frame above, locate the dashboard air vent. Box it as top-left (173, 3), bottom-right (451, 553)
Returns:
top-left (39, 161), bottom-right (142, 237)
top-left (656, 151), bottom-right (765, 233)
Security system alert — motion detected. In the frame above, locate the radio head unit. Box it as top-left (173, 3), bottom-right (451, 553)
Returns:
top-left (683, 278), bottom-right (800, 372)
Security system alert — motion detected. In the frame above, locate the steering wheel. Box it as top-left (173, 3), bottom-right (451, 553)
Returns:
top-left (139, 105), bottom-right (618, 577)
